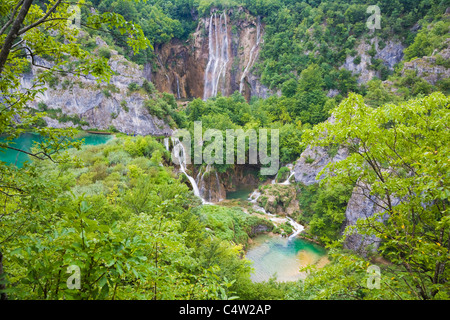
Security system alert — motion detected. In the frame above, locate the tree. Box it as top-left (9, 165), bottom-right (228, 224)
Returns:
top-left (302, 92), bottom-right (450, 299)
top-left (0, 0), bottom-right (149, 300)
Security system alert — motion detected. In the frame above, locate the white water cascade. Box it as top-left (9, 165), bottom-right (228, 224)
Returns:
top-left (248, 164), bottom-right (304, 240)
top-left (239, 16), bottom-right (262, 94)
top-left (163, 138), bottom-right (170, 152)
top-left (280, 165), bottom-right (295, 185)
top-left (287, 217), bottom-right (305, 240)
top-left (203, 12), bottom-right (230, 100)
top-left (171, 137), bottom-right (210, 204)
top-left (176, 76), bottom-right (181, 99)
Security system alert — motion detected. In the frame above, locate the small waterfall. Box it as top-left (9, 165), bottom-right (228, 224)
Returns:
top-left (171, 137), bottom-right (209, 204)
top-left (163, 138), bottom-right (170, 152)
top-left (248, 163), bottom-right (304, 239)
top-left (248, 190), bottom-right (267, 214)
top-left (287, 217), bottom-right (304, 241)
top-left (165, 74), bottom-right (170, 88)
top-left (215, 171), bottom-right (224, 202)
top-left (239, 16), bottom-right (262, 94)
top-left (280, 172), bottom-right (295, 185)
top-left (203, 12), bottom-right (230, 100)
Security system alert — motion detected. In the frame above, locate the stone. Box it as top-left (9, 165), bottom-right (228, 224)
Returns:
top-left (20, 49), bottom-right (173, 136)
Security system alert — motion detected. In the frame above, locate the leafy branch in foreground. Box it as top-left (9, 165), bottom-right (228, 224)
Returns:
top-left (299, 92), bottom-right (450, 300)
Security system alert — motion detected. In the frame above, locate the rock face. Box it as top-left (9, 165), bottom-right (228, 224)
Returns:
top-left (152, 7), bottom-right (272, 101)
top-left (342, 37), bottom-right (405, 84)
top-left (256, 184), bottom-right (300, 216)
top-left (343, 183), bottom-right (403, 256)
top-left (342, 185), bottom-right (392, 256)
top-left (402, 40), bottom-right (450, 85)
top-left (192, 164), bottom-right (260, 203)
top-left (21, 43), bottom-right (173, 136)
top-left (294, 145), bottom-right (349, 186)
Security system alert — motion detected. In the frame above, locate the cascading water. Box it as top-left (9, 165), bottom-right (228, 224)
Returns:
top-left (280, 171), bottom-right (295, 185)
top-left (248, 164), bottom-right (304, 239)
top-left (163, 138), bottom-right (170, 152)
top-left (287, 217), bottom-right (305, 240)
top-left (239, 16), bottom-right (262, 94)
top-left (203, 12), bottom-right (230, 100)
top-left (176, 76), bottom-right (181, 99)
top-left (171, 137), bottom-right (209, 204)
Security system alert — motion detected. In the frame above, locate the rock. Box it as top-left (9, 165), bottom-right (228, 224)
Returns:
top-left (256, 184), bottom-right (299, 216)
top-left (343, 184), bottom-right (398, 257)
top-left (20, 49), bottom-right (173, 136)
top-left (341, 38), bottom-right (404, 83)
top-left (375, 40), bottom-right (405, 70)
top-left (294, 144), bottom-right (349, 186)
top-left (152, 7), bottom-right (274, 101)
top-left (193, 164), bottom-right (260, 203)
top-left (402, 41), bottom-right (450, 85)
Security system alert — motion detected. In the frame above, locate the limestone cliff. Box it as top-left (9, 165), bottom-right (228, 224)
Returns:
top-left (402, 39), bottom-right (450, 85)
top-left (193, 164), bottom-right (260, 203)
top-left (342, 37), bottom-right (405, 84)
top-left (294, 144), bottom-right (349, 186)
top-left (152, 7), bottom-right (272, 101)
top-left (21, 40), bottom-right (173, 136)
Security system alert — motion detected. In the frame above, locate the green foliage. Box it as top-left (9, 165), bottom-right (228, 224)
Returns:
top-left (297, 182), bottom-right (352, 244)
top-left (404, 20), bottom-right (450, 61)
top-left (302, 92), bottom-right (450, 299)
top-left (1, 136), bottom-right (252, 300)
top-left (198, 205), bottom-right (273, 245)
top-left (98, 47), bottom-right (112, 60)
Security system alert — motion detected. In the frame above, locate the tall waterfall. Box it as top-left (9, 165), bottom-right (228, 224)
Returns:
top-left (203, 12), bottom-right (230, 100)
top-left (239, 16), bottom-right (262, 94)
top-left (176, 76), bottom-right (181, 99)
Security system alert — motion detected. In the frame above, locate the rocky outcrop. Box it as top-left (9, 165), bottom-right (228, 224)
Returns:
top-left (343, 184), bottom-right (401, 256)
top-left (294, 144), bottom-right (349, 186)
top-left (192, 164), bottom-right (260, 203)
top-left (342, 38), bottom-right (405, 84)
top-left (402, 40), bottom-right (450, 85)
top-left (256, 184), bottom-right (300, 216)
top-left (152, 7), bottom-right (273, 101)
top-left (21, 41), bottom-right (173, 136)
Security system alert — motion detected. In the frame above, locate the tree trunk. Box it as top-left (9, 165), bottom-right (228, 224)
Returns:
top-left (0, 0), bottom-right (34, 76)
top-left (0, 250), bottom-right (7, 300)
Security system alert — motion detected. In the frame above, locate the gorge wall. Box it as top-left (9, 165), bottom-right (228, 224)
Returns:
top-left (20, 38), bottom-right (173, 136)
top-left (151, 7), bottom-right (272, 101)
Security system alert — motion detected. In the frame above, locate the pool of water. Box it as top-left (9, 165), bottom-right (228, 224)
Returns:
top-left (245, 234), bottom-right (327, 283)
top-left (0, 132), bottom-right (113, 167)
top-left (226, 186), bottom-right (256, 201)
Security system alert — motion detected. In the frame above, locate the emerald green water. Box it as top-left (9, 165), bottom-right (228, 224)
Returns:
top-left (0, 132), bottom-right (112, 167)
top-left (226, 186), bottom-right (255, 200)
top-left (245, 234), bottom-right (327, 282)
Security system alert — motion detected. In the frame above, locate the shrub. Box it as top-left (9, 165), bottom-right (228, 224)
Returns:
top-left (98, 46), bottom-right (111, 60)
top-left (128, 82), bottom-right (139, 92)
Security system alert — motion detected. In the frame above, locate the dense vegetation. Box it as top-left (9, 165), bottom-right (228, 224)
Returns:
top-left (1, 0), bottom-right (449, 301)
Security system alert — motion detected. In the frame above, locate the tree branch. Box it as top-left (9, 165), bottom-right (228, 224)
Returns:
top-left (18, 0), bottom-right (63, 36)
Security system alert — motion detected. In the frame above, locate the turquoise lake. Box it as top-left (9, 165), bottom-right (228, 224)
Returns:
top-left (0, 132), bottom-right (113, 167)
top-left (245, 234), bottom-right (327, 283)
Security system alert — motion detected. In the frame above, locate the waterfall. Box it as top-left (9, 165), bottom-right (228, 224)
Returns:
top-left (203, 12), bottom-right (230, 100)
top-left (287, 217), bottom-right (304, 241)
top-left (163, 138), bottom-right (170, 151)
top-left (215, 171), bottom-right (224, 202)
top-left (176, 76), bottom-right (181, 99)
top-left (280, 172), bottom-right (295, 185)
top-left (171, 137), bottom-right (209, 204)
top-left (239, 16), bottom-right (262, 94)
top-left (248, 163), bottom-right (304, 239)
